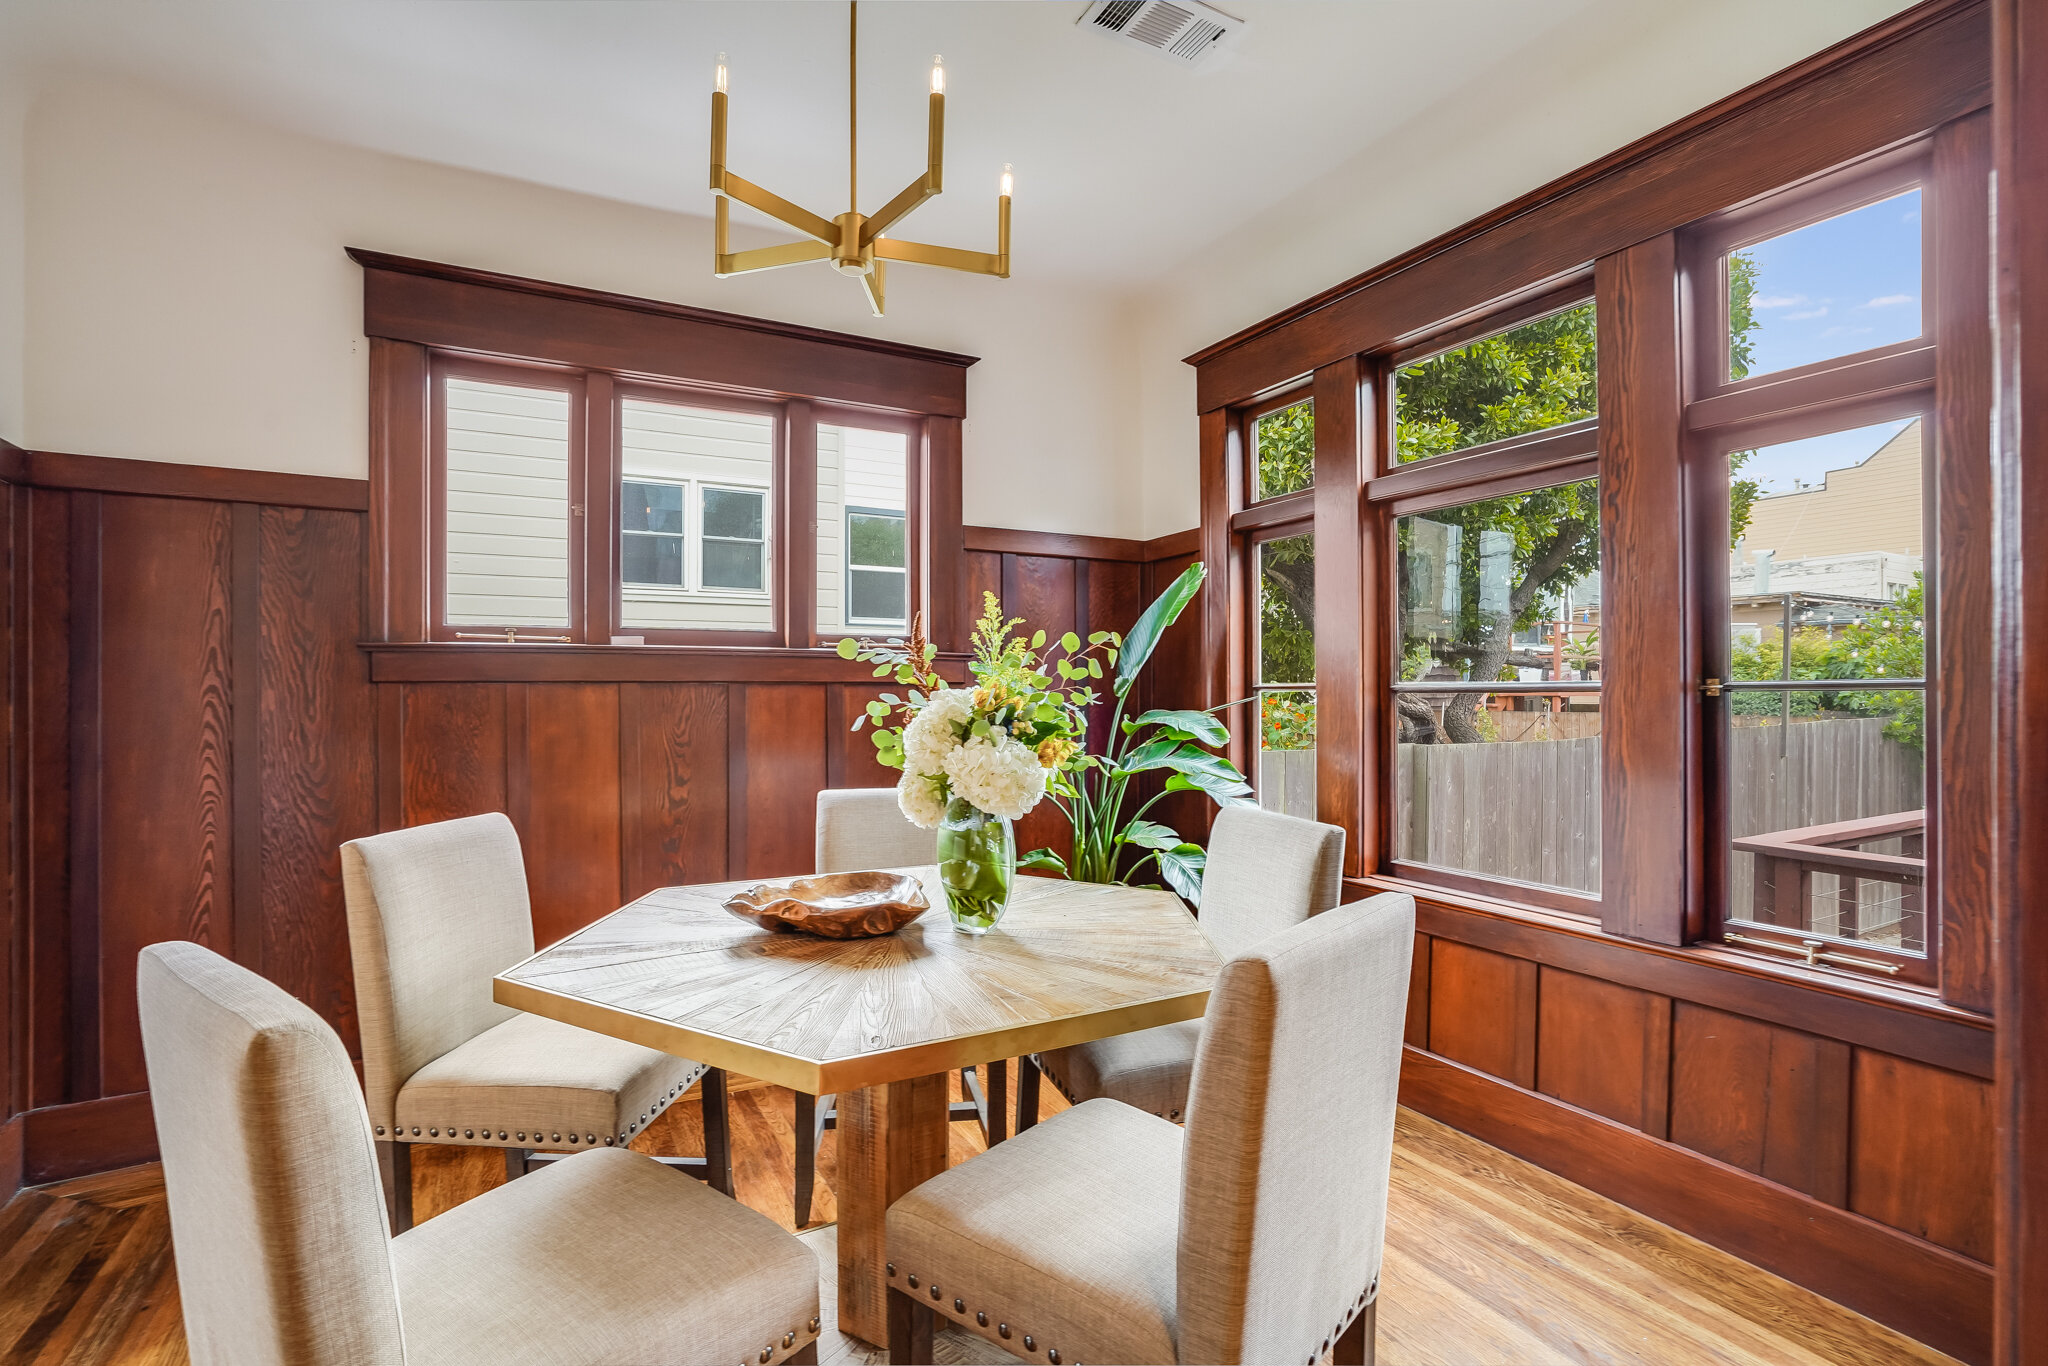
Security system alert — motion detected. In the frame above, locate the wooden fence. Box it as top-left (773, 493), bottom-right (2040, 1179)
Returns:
top-left (1392, 718), bottom-right (1922, 908)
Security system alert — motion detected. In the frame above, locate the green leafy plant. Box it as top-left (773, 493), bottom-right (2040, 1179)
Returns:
top-left (838, 561), bottom-right (1253, 905)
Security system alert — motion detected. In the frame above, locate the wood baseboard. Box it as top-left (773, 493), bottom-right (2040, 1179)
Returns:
top-left (1399, 1046), bottom-right (1991, 1365)
top-left (11, 1093), bottom-right (159, 1189)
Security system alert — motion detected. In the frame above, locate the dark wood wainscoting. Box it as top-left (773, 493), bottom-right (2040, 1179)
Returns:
top-left (1383, 880), bottom-right (1995, 1363)
top-left (0, 446), bottom-right (1204, 1196)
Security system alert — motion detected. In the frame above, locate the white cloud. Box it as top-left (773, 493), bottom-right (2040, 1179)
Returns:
top-left (1864, 294), bottom-right (1914, 308)
top-left (1753, 293), bottom-right (1809, 310)
top-left (1784, 307), bottom-right (1829, 321)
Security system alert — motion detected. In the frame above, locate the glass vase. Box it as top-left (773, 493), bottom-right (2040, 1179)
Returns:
top-left (936, 797), bottom-right (1015, 934)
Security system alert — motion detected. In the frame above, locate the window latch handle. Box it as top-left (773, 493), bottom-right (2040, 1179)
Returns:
top-left (1701, 677), bottom-right (1724, 698)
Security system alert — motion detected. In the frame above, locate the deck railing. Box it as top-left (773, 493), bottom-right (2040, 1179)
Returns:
top-left (1731, 809), bottom-right (1925, 945)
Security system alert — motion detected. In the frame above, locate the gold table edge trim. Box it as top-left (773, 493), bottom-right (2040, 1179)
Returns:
top-left (492, 973), bottom-right (1212, 1096)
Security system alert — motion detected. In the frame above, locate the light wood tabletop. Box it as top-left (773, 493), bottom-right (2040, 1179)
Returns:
top-left (494, 867), bottom-right (1222, 1345)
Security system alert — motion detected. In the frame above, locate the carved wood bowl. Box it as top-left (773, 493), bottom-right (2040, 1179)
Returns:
top-left (722, 871), bottom-right (931, 939)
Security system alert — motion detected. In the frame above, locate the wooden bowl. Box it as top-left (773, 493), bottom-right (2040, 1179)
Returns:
top-left (722, 871), bottom-right (931, 939)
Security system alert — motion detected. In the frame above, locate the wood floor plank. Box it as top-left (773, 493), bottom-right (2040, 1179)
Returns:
top-left (0, 1097), bottom-right (1958, 1366)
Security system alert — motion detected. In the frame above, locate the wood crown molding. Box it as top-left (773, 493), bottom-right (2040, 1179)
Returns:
top-left (1184, 0), bottom-right (1988, 407)
top-left (0, 447), bottom-right (369, 511)
top-left (963, 525), bottom-right (1202, 564)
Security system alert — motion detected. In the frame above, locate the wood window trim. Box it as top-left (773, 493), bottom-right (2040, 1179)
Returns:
top-left (1244, 382), bottom-right (1315, 506)
top-left (358, 252), bottom-right (973, 653)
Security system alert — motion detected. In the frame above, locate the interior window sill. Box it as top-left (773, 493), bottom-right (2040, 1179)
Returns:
top-left (1348, 871), bottom-right (1989, 1027)
top-left (362, 640), bottom-right (972, 684)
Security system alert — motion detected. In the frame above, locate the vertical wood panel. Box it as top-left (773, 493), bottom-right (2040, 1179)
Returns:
top-left (399, 683), bottom-right (508, 826)
top-left (1405, 932), bottom-right (1431, 1047)
top-left (729, 685), bottom-right (827, 879)
top-left (923, 417), bottom-right (965, 652)
top-left (785, 399), bottom-right (818, 648)
top-left (1850, 1049), bottom-right (1994, 1261)
top-left (1004, 556), bottom-right (1080, 862)
top-left (1427, 939), bottom-right (1538, 1089)
top-left (620, 682), bottom-right (729, 900)
top-left (1597, 236), bottom-right (1692, 944)
top-left (825, 684), bottom-right (895, 791)
top-left (253, 507), bottom-right (376, 1053)
top-left (962, 550), bottom-right (1001, 635)
top-left (64, 493), bottom-right (101, 1103)
top-left (25, 490), bottom-right (75, 1108)
top-left (1536, 966), bottom-right (1673, 1135)
top-left (1932, 109), bottom-right (1995, 1012)
top-left (367, 338), bottom-right (430, 642)
top-left (1198, 407), bottom-right (1237, 720)
top-left (519, 684), bottom-right (623, 948)
top-left (1141, 550), bottom-right (1211, 846)
top-left (1670, 1002), bottom-right (1850, 1205)
top-left (95, 495), bottom-right (235, 1097)
top-left (580, 372), bottom-right (619, 644)
top-left (1313, 356), bottom-right (1368, 873)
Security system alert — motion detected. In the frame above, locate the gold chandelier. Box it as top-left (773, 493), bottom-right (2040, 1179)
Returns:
top-left (708, 1), bottom-right (1011, 316)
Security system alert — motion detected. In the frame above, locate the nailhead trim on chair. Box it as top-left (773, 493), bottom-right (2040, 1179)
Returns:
top-left (897, 1263), bottom-right (1073, 1362)
top-left (394, 1064), bottom-right (717, 1152)
top-left (731, 1321), bottom-right (821, 1366)
top-left (1034, 1055), bottom-right (1184, 1126)
top-left (1305, 1277), bottom-right (1379, 1365)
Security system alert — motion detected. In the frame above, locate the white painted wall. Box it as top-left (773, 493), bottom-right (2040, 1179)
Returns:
top-left (21, 77), bottom-right (1141, 535)
top-left (0, 65), bottom-right (27, 447)
top-left (1130, 0), bottom-right (1913, 538)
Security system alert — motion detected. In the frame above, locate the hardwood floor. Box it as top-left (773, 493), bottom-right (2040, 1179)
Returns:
top-left (0, 1072), bottom-right (1956, 1366)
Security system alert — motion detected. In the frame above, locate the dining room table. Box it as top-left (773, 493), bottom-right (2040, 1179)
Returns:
top-left (494, 864), bottom-right (1223, 1346)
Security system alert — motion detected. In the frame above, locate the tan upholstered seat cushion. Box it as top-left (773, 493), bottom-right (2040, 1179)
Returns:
top-left (1034, 1019), bottom-right (1201, 1120)
top-left (815, 787), bottom-right (938, 874)
top-left (887, 1098), bottom-right (1183, 1365)
top-left (394, 1146), bottom-right (821, 1366)
top-left (394, 1010), bottom-right (707, 1150)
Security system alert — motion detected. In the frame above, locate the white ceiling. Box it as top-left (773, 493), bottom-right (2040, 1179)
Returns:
top-left (1, 0), bottom-right (1632, 285)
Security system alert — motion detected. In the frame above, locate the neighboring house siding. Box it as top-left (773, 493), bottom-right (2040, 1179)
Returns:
top-left (445, 377), bottom-right (573, 628)
top-left (1740, 418), bottom-right (1924, 560)
top-left (817, 423), bottom-right (909, 637)
top-left (618, 397), bottom-right (775, 633)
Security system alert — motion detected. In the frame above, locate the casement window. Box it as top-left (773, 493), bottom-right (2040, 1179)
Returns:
top-left (360, 251), bottom-right (969, 653)
top-left (1230, 393), bottom-right (1318, 816)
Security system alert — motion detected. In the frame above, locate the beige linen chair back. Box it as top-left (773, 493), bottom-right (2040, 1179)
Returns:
top-left (1196, 805), bottom-right (1346, 960)
top-left (342, 812), bottom-right (534, 1133)
top-left (816, 786), bottom-right (939, 874)
top-left (138, 941), bottom-right (404, 1366)
top-left (1176, 891), bottom-right (1416, 1365)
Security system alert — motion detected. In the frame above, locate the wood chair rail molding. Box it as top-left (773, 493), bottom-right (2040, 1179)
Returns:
top-left (1184, 0), bottom-right (1989, 411)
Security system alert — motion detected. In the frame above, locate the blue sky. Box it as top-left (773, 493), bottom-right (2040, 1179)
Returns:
top-left (1729, 189), bottom-right (1922, 494)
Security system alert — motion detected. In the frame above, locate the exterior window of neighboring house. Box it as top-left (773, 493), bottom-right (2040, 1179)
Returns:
top-left (621, 479), bottom-right (685, 587)
top-left (441, 373), bottom-right (576, 631)
top-left (701, 485), bottom-right (769, 591)
top-left (846, 507), bottom-right (908, 627)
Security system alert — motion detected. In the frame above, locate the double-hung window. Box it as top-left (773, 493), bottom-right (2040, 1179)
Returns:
top-left (1229, 394), bottom-right (1318, 817)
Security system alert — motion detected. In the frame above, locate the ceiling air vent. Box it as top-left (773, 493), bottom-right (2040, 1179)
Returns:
top-left (1079, 0), bottom-right (1243, 67)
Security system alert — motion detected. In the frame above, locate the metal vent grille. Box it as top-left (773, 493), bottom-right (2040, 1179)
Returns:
top-left (1078, 0), bottom-right (1242, 66)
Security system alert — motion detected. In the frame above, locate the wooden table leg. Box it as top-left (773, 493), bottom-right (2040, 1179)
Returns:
top-left (835, 1073), bottom-right (949, 1345)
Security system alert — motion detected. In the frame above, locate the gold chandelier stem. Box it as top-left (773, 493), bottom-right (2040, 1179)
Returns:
top-left (848, 0), bottom-right (858, 214)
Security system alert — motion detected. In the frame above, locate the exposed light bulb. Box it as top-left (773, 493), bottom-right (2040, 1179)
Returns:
top-left (1000, 163), bottom-right (1014, 198)
top-left (715, 51), bottom-right (729, 94)
top-left (931, 55), bottom-right (945, 94)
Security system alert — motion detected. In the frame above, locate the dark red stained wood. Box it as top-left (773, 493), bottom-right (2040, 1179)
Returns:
top-left (1669, 1002), bottom-right (1851, 1206)
top-left (1313, 356), bottom-right (1367, 874)
top-left (1850, 1050), bottom-right (1995, 1263)
top-left (1597, 236), bottom-right (1694, 945)
top-left (515, 684), bottom-right (623, 949)
top-left (1002, 555), bottom-right (1078, 641)
top-left (783, 400), bottom-right (818, 649)
top-left (1139, 550), bottom-right (1211, 848)
top-left (1084, 559), bottom-right (1144, 765)
top-left (397, 683), bottom-right (508, 827)
top-left (923, 418), bottom-right (966, 653)
top-left (1143, 528), bottom-right (1201, 561)
top-left (581, 372), bottom-right (619, 645)
top-left (1197, 408), bottom-right (1236, 723)
top-left (366, 644), bottom-right (969, 686)
top-left (94, 494), bottom-right (236, 1098)
top-left (826, 685), bottom-right (898, 792)
top-left (18, 1092), bottom-right (158, 1187)
top-left (728, 685), bottom-right (827, 880)
top-left (354, 254), bottom-right (973, 419)
top-left (23, 489), bottom-right (76, 1110)
top-left (1401, 1047), bottom-right (1991, 1366)
top-left (12, 449), bottom-right (368, 512)
top-left (368, 339), bottom-right (431, 643)
top-left (1932, 109), bottom-right (1995, 1014)
top-left (1427, 939), bottom-right (1538, 1089)
top-left (1405, 933), bottom-right (1431, 1048)
top-left (619, 683), bottom-right (730, 899)
top-left (961, 551), bottom-right (1001, 644)
top-left (1991, 0), bottom-right (2048, 1355)
top-left (65, 493), bottom-right (102, 1104)
top-left (964, 526), bottom-right (1154, 562)
top-left (1535, 967), bottom-right (1673, 1136)
top-left (1188, 1), bottom-right (1990, 409)
top-left (1374, 878), bottom-right (1995, 1079)
top-left (253, 507), bottom-right (376, 1054)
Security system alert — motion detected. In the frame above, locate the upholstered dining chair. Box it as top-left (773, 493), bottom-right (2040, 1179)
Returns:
top-left (138, 940), bottom-right (823, 1366)
top-left (1017, 804), bottom-right (1345, 1131)
top-left (884, 890), bottom-right (1416, 1366)
top-left (342, 812), bottom-right (731, 1232)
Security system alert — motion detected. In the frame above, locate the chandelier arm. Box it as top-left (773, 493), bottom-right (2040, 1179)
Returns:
top-left (872, 236), bottom-right (1001, 277)
top-left (717, 239), bottom-right (833, 278)
top-left (861, 84), bottom-right (944, 245)
top-left (717, 172), bottom-right (841, 244)
top-left (859, 257), bottom-right (886, 316)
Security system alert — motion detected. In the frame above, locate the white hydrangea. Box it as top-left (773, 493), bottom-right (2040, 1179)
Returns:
top-left (943, 734), bottom-right (1048, 822)
top-left (896, 769), bottom-right (949, 830)
top-left (902, 687), bottom-right (975, 777)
